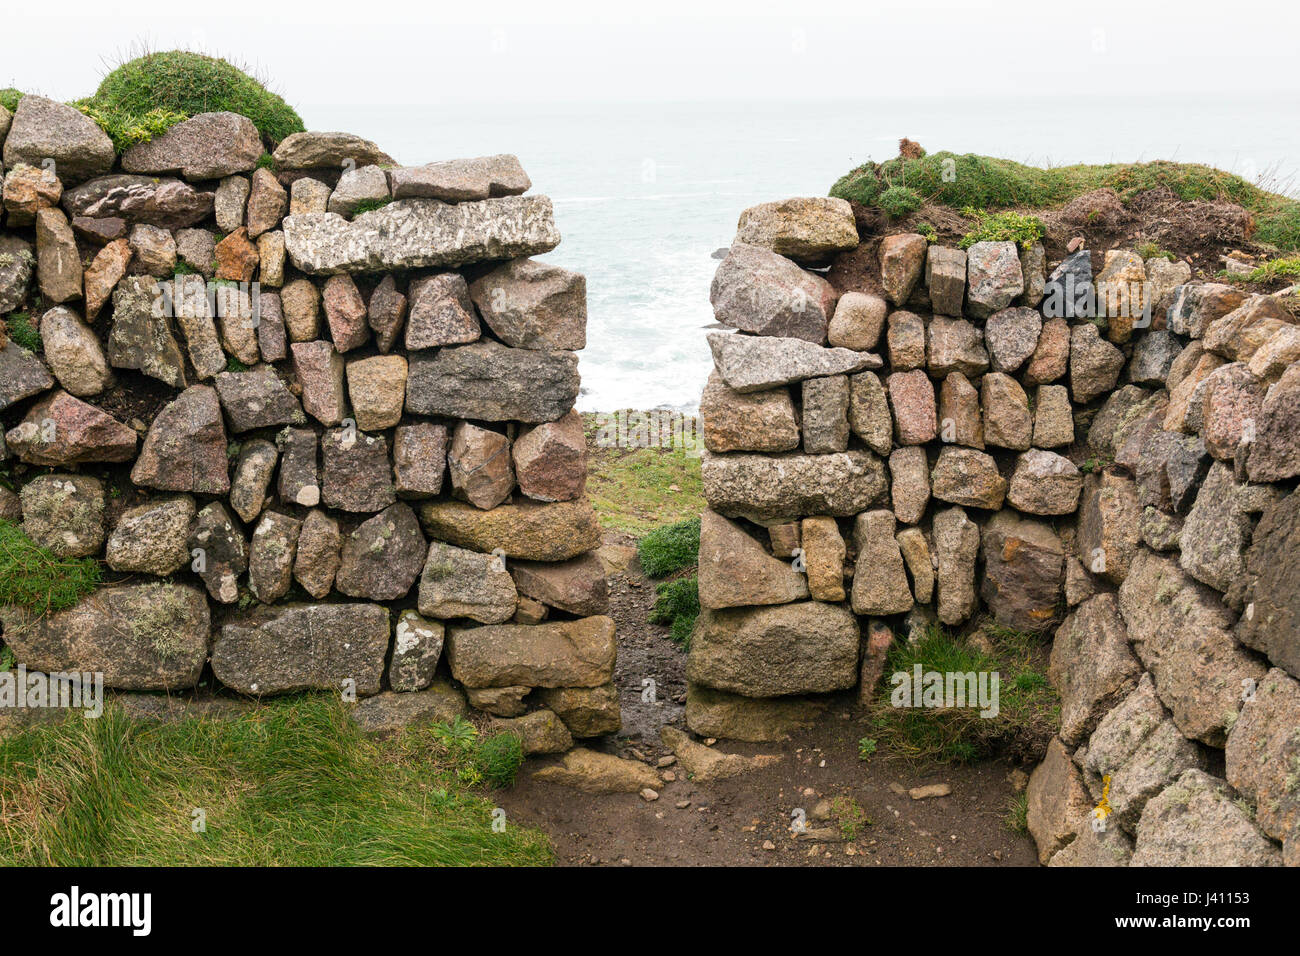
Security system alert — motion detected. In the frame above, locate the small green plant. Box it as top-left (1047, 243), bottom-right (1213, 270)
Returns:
top-left (648, 576), bottom-right (699, 649)
top-left (255, 152), bottom-right (277, 171)
top-left (857, 737), bottom-right (878, 761)
top-left (829, 795), bottom-right (869, 840)
top-left (226, 356), bottom-right (249, 373)
top-left (0, 646), bottom-right (16, 672)
top-left (352, 198), bottom-right (394, 217)
top-left (958, 210), bottom-right (1045, 250)
top-left (1135, 241), bottom-right (1177, 262)
top-left (0, 88), bottom-right (23, 113)
top-left (637, 516), bottom-right (699, 578)
top-left (0, 519), bottom-right (102, 615)
top-left (473, 732), bottom-right (525, 789)
top-left (3, 312), bottom-right (41, 352)
top-left (878, 185), bottom-right (922, 218)
top-left (432, 715), bottom-right (478, 752)
top-left (1005, 791), bottom-right (1029, 835)
top-left (915, 223), bottom-right (938, 242)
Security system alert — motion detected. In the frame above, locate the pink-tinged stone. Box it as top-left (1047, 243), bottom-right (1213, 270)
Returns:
top-left (512, 409), bottom-right (587, 502)
top-left (5, 390), bottom-right (135, 465)
top-left (887, 369), bottom-right (937, 445)
top-left (393, 423), bottom-right (448, 498)
top-left (83, 238), bottom-right (132, 319)
top-left (292, 340), bottom-right (348, 426)
top-left (130, 385), bottom-right (229, 494)
top-left (323, 274), bottom-right (370, 352)
top-left (448, 422), bottom-right (514, 510)
top-left (878, 233), bottom-right (927, 305)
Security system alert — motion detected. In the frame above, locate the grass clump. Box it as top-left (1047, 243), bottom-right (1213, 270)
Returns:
top-left (959, 209), bottom-right (1045, 250)
top-left (1230, 256), bottom-right (1300, 284)
top-left (867, 621), bottom-right (1058, 765)
top-left (0, 89), bottom-right (22, 113)
top-left (352, 198), bottom-right (394, 216)
top-left (637, 516), bottom-right (699, 578)
top-left (830, 151), bottom-right (1300, 251)
top-left (878, 185), bottom-right (922, 218)
top-left (1005, 792), bottom-right (1029, 835)
top-left (648, 576), bottom-right (699, 649)
top-left (75, 50), bottom-right (305, 152)
top-left (0, 695), bottom-right (550, 866)
top-left (582, 412), bottom-right (704, 534)
top-left (3, 312), bottom-right (41, 353)
top-left (0, 519), bottom-right (101, 616)
top-left (473, 732), bottom-right (525, 789)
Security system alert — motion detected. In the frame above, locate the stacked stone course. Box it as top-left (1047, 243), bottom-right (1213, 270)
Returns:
top-left (0, 97), bottom-right (617, 749)
top-left (695, 194), bottom-right (1300, 865)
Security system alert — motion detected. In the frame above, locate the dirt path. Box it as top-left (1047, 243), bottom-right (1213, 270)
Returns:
top-left (496, 533), bottom-right (1039, 867)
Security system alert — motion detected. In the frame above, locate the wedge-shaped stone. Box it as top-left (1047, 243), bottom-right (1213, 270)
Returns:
top-left (1225, 668), bottom-right (1300, 847)
top-left (283, 196), bottom-right (560, 273)
top-left (389, 154), bottom-right (531, 202)
top-left (706, 331), bottom-right (879, 393)
top-left (698, 509), bottom-right (807, 609)
top-left (446, 616), bottom-right (616, 688)
top-left (468, 257), bottom-right (587, 350)
top-left (8, 390), bottom-right (136, 466)
top-left (1132, 769), bottom-right (1281, 867)
top-left (710, 243), bottom-right (837, 343)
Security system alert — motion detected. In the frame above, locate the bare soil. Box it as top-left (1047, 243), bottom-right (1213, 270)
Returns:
top-left (495, 532), bottom-right (1039, 867)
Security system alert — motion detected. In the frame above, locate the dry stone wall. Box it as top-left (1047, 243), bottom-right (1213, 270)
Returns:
top-left (0, 98), bottom-right (617, 749)
top-left (695, 195), bottom-right (1300, 865)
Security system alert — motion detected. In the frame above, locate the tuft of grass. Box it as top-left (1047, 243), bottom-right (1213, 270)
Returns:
top-left (1228, 256), bottom-right (1300, 284)
top-left (648, 575), bottom-right (699, 650)
top-left (3, 312), bottom-right (41, 353)
top-left (473, 732), bottom-right (525, 789)
top-left (959, 209), bottom-right (1045, 250)
top-left (351, 198), bottom-right (394, 217)
top-left (0, 88), bottom-right (22, 113)
top-left (636, 516), bottom-right (700, 578)
top-left (254, 152), bottom-right (277, 171)
top-left (581, 412), bottom-right (703, 535)
top-left (878, 185), bottom-right (922, 218)
top-left (74, 49), bottom-right (305, 152)
top-left (868, 621), bottom-right (1059, 765)
top-left (1005, 791), bottom-right (1029, 835)
top-left (0, 519), bottom-right (102, 616)
top-left (831, 152), bottom-right (1300, 251)
top-left (225, 356), bottom-right (249, 373)
top-left (0, 695), bottom-right (551, 866)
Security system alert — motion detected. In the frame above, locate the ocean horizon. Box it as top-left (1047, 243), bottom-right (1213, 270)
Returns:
top-left (302, 95), bottom-right (1300, 413)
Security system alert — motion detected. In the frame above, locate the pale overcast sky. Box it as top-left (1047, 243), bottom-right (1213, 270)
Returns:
top-left (4, 0), bottom-right (1298, 109)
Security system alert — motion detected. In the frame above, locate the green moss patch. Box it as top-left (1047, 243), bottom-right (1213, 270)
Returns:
top-left (831, 151), bottom-right (1300, 251)
top-left (0, 519), bottom-right (101, 616)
